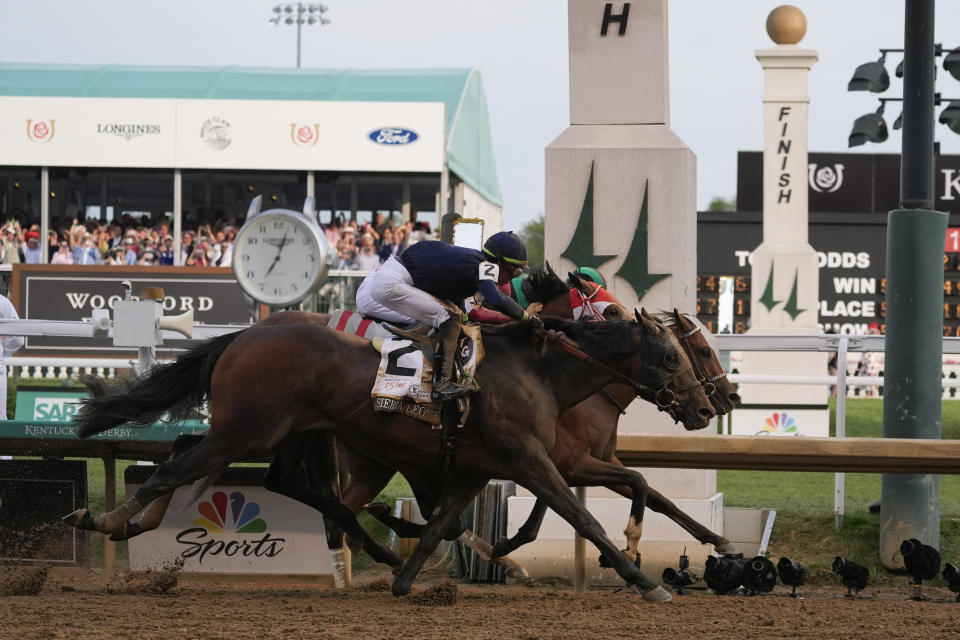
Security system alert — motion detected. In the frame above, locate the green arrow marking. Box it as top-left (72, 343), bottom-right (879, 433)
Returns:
top-left (758, 261), bottom-right (781, 311)
top-left (560, 161), bottom-right (616, 270)
top-left (615, 180), bottom-right (669, 302)
top-left (782, 268), bottom-right (806, 320)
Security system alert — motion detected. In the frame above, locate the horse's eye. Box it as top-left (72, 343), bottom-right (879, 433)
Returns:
top-left (664, 351), bottom-right (680, 371)
top-left (700, 346), bottom-right (712, 358)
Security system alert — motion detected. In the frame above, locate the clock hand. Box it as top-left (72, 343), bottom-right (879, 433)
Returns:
top-left (263, 231), bottom-right (289, 277)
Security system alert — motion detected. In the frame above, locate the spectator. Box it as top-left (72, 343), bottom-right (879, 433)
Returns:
top-left (324, 216), bottom-right (342, 249)
top-left (73, 233), bottom-right (100, 265)
top-left (186, 241), bottom-right (211, 267)
top-left (46, 230), bottom-right (61, 261)
top-left (22, 231), bottom-right (43, 263)
top-left (378, 227), bottom-right (403, 263)
top-left (181, 231), bottom-right (196, 263)
top-left (337, 228), bottom-right (358, 269)
top-left (355, 233), bottom-right (381, 271)
top-left (138, 248), bottom-right (159, 266)
top-left (1, 225), bottom-right (20, 265)
top-left (51, 240), bottom-right (75, 265)
top-left (159, 235), bottom-right (175, 265)
top-left (123, 237), bottom-right (138, 265)
top-left (106, 247), bottom-right (125, 265)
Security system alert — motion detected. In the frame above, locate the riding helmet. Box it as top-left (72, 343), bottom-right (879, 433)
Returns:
top-left (572, 266), bottom-right (606, 288)
top-left (483, 231), bottom-right (528, 266)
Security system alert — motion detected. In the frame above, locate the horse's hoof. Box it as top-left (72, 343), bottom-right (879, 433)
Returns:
top-left (505, 565), bottom-right (530, 579)
top-left (391, 579), bottom-right (412, 597)
top-left (715, 541), bottom-right (739, 555)
top-left (62, 508), bottom-right (95, 531)
top-left (642, 586), bottom-right (673, 603)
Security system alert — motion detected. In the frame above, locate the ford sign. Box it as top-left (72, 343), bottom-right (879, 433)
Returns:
top-left (369, 128), bottom-right (419, 145)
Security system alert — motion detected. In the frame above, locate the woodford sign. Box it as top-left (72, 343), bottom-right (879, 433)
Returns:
top-left (11, 265), bottom-right (253, 356)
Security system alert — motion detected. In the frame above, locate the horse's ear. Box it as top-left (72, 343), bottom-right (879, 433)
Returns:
top-left (636, 307), bottom-right (661, 335)
top-left (673, 308), bottom-right (683, 324)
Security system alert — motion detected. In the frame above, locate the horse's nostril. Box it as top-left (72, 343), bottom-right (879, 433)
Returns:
top-left (730, 393), bottom-right (742, 406)
top-left (698, 407), bottom-right (714, 419)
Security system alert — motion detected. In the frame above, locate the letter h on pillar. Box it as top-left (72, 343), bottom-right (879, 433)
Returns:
top-left (601, 2), bottom-right (630, 36)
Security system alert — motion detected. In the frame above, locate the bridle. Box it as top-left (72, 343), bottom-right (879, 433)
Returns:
top-left (673, 322), bottom-right (727, 399)
top-left (536, 328), bottom-right (699, 421)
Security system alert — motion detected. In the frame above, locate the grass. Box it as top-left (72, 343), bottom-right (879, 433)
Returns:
top-left (721, 398), bottom-right (960, 585)
top-left (61, 397), bottom-right (960, 583)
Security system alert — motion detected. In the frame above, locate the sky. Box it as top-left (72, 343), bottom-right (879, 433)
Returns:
top-left (2, 0), bottom-right (960, 231)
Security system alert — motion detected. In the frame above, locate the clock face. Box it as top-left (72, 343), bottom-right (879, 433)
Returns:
top-left (233, 212), bottom-right (324, 306)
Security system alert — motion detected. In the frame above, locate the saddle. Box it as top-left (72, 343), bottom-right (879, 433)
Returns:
top-left (325, 309), bottom-right (482, 426)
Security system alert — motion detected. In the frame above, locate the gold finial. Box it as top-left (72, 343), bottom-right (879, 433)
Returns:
top-left (766, 5), bottom-right (807, 45)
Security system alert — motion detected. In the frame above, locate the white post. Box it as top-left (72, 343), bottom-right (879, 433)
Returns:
top-left (173, 169), bottom-right (183, 266)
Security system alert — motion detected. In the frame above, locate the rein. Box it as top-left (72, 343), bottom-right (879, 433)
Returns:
top-left (536, 329), bottom-right (693, 413)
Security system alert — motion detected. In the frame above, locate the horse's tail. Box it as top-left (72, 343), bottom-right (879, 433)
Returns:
top-left (75, 330), bottom-right (246, 439)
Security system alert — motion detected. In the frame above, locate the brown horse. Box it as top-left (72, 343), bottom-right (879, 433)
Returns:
top-left (95, 268), bottom-right (738, 575)
top-left (66, 311), bottom-right (713, 600)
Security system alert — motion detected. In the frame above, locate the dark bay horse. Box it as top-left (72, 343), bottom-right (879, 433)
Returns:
top-left (66, 313), bottom-right (714, 600)
top-left (86, 268), bottom-right (738, 577)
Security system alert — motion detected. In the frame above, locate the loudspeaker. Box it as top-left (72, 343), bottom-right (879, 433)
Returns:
top-left (158, 309), bottom-right (194, 339)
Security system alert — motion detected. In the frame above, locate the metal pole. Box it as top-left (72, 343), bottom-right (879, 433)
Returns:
top-left (40, 167), bottom-right (49, 264)
top-left (879, 0), bottom-right (945, 567)
top-left (102, 456), bottom-right (116, 578)
top-left (173, 169), bottom-right (183, 267)
top-left (296, 4), bottom-right (302, 69)
top-left (834, 337), bottom-right (849, 530)
top-left (574, 486), bottom-right (586, 592)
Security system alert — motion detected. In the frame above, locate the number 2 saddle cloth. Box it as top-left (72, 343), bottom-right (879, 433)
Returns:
top-left (326, 309), bottom-right (484, 426)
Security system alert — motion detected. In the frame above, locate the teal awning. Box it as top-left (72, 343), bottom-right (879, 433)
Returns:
top-left (0, 63), bottom-right (502, 206)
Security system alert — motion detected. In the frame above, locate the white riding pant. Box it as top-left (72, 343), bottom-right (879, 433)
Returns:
top-left (355, 256), bottom-right (453, 327)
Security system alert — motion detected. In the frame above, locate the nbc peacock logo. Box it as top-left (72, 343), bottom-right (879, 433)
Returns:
top-left (175, 490), bottom-right (285, 563)
top-left (194, 491), bottom-right (267, 534)
top-left (756, 411), bottom-right (799, 436)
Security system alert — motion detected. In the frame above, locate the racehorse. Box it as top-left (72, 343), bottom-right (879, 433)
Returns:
top-left (76, 267), bottom-right (738, 578)
top-left (66, 310), bottom-right (714, 600)
top-left (104, 267), bottom-right (738, 575)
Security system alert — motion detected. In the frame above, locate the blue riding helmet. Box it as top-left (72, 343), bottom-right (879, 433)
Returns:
top-left (482, 231), bottom-right (527, 266)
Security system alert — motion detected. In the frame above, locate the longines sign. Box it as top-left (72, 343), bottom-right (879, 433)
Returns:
top-left (11, 265), bottom-right (254, 356)
top-left (0, 96), bottom-right (443, 173)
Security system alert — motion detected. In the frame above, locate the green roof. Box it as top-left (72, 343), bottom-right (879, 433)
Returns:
top-left (0, 63), bottom-right (502, 206)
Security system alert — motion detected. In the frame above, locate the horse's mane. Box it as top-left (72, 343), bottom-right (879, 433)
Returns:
top-left (521, 266), bottom-right (569, 303)
top-left (543, 317), bottom-right (637, 355)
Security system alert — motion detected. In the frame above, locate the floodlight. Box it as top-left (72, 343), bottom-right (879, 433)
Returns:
top-left (848, 103), bottom-right (889, 147)
top-left (848, 55), bottom-right (890, 93)
top-left (944, 48), bottom-right (960, 82)
top-left (896, 59), bottom-right (904, 78)
top-left (940, 101), bottom-right (960, 135)
top-left (893, 111), bottom-right (903, 130)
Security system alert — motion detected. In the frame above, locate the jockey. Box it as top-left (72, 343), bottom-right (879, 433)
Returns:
top-left (355, 231), bottom-right (542, 402)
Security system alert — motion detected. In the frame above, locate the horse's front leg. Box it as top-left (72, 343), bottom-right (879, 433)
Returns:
top-left (514, 448), bottom-right (671, 602)
top-left (608, 455), bottom-right (737, 555)
top-left (391, 477), bottom-right (488, 597)
top-left (491, 498), bottom-right (548, 559)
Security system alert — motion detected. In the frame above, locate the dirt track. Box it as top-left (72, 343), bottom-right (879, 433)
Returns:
top-left (4, 566), bottom-right (960, 640)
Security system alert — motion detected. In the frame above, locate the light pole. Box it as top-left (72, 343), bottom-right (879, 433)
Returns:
top-left (846, 0), bottom-right (960, 568)
top-left (269, 3), bottom-right (331, 69)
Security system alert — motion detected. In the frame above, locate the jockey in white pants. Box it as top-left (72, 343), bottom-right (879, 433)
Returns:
top-left (356, 231), bottom-right (542, 402)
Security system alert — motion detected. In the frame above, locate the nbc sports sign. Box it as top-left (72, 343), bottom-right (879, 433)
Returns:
top-left (125, 466), bottom-right (333, 579)
top-left (729, 405), bottom-right (829, 438)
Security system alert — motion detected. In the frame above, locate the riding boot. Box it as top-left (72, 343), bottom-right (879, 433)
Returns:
top-left (431, 317), bottom-right (473, 403)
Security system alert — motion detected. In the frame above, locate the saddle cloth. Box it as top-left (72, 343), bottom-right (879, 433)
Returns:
top-left (325, 309), bottom-right (483, 425)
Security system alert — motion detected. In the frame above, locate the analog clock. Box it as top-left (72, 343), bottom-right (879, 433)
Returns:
top-left (232, 197), bottom-right (332, 307)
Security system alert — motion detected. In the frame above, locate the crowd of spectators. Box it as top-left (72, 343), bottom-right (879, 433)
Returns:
top-left (326, 212), bottom-right (431, 271)
top-left (0, 210), bottom-right (431, 270)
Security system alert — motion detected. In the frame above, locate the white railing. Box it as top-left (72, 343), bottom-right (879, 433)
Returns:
top-left (714, 332), bottom-right (957, 529)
